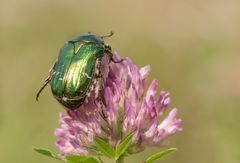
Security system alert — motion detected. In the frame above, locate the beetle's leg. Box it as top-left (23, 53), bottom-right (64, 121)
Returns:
top-left (95, 73), bottom-right (107, 119)
top-left (93, 59), bottom-right (107, 119)
top-left (104, 44), bottom-right (125, 63)
top-left (36, 62), bottom-right (56, 101)
top-left (111, 56), bottom-right (125, 63)
top-left (36, 77), bottom-right (51, 101)
top-left (99, 82), bottom-right (107, 119)
top-left (110, 53), bottom-right (125, 63)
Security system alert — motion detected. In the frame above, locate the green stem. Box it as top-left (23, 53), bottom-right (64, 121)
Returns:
top-left (116, 156), bottom-right (124, 163)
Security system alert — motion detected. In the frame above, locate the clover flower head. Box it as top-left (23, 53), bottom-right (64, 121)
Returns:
top-left (55, 53), bottom-right (182, 156)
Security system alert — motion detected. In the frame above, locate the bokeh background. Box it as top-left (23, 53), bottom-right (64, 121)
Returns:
top-left (0, 0), bottom-right (240, 162)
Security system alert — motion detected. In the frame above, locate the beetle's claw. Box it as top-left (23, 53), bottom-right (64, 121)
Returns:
top-left (36, 95), bottom-right (39, 101)
top-left (36, 91), bottom-right (41, 101)
top-left (111, 56), bottom-right (125, 63)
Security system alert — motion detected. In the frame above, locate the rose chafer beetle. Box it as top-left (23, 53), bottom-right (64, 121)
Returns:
top-left (36, 32), bottom-right (122, 109)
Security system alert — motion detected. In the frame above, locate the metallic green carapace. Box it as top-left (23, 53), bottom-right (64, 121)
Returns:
top-left (36, 32), bottom-right (121, 109)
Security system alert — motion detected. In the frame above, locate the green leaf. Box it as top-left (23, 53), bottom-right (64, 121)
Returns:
top-left (144, 148), bottom-right (177, 163)
top-left (115, 132), bottom-right (134, 160)
top-left (94, 137), bottom-right (115, 159)
top-left (33, 147), bottom-right (65, 161)
top-left (66, 155), bottom-right (99, 163)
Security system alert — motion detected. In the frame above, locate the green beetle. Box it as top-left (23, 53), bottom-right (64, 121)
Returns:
top-left (36, 32), bottom-right (122, 109)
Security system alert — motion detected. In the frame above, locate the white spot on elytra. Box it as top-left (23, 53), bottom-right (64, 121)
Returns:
top-left (62, 97), bottom-right (67, 101)
top-left (83, 73), bottom-right (91, 79)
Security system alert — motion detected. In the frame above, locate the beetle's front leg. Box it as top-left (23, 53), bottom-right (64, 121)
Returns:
top-left (109, 52), bottom-right (125, 63)
top-left (111, 56), bottom-right (125, 63)
top-left (94, 73), bottom-right (107, 119)
top-left (36, 61), bottom-right (56, 101)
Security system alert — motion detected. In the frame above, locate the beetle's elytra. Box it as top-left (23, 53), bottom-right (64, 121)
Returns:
top-left (36, 32), bottom-right (122, 109)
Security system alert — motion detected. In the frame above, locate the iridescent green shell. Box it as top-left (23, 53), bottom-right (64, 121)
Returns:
top-left (50, 34), bottom-right (108, 109)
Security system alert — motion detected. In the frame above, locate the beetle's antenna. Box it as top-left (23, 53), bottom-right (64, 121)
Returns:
top-left (36, 78), bottom-right (50, 101)
top-left (101, 31), bottom-right (114, 39)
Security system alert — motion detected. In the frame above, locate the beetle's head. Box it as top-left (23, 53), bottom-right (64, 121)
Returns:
top-left (101, 31), bottom-right (114, 52)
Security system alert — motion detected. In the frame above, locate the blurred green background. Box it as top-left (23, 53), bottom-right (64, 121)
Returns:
top-left (0, 0), bottom-right (240, 162)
